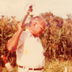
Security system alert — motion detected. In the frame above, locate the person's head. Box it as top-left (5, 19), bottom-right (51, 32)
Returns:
top-left (29, 16), bottom-right (46, 37)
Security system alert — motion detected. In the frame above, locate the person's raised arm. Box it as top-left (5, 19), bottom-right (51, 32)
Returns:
top-left (6, 5), bottom-right (33, 52)
top-left (6, 23), bottom-right (24, 52)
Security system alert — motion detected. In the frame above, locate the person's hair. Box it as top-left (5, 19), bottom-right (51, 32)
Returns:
top-left (29, 16), bottom-right (45, 26)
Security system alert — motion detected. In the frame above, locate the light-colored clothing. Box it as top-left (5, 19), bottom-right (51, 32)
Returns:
top-left (16, 29), bottom-right (45, 72)
top-left (18, 67), bottom-right (43, 72)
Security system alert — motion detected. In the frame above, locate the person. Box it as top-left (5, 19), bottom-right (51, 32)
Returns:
top-left (6, 16), bottom-right (46, 72)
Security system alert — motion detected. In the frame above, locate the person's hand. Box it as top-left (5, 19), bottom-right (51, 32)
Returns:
top-left (16, 22), bottom-right (24, 32)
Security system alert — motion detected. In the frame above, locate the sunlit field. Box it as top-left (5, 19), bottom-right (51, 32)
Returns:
top-left (43, 58), bottom-right (72, 72)
top-left (1, 59), bottom-right (72, 72)
top-left (0, 13), bottom-right (72, 72)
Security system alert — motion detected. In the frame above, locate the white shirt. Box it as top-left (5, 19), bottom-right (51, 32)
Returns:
top-left (16, 29), bottom-right (45, 68)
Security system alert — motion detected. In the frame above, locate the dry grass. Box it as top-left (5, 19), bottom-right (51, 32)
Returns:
top-left (43, 58), bottom-right (72, 72)
top-left (2, 67), bottom-right (18, 72)
top-left (1, 59), bottom-right (72, 72)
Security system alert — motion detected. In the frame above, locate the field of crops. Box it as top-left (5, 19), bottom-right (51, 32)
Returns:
top-left (1, 59), bottom-right (72, 72)
top-left (0, 12), bottom-right (72, 72)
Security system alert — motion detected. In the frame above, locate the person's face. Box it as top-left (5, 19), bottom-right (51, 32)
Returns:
top-left (34, 20), bottom-right (45, 37)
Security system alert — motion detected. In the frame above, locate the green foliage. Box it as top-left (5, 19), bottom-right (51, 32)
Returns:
top-left (0, 16), bottom-right (17, 67)
top-left (40, 12), bottom-right (72, 60)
